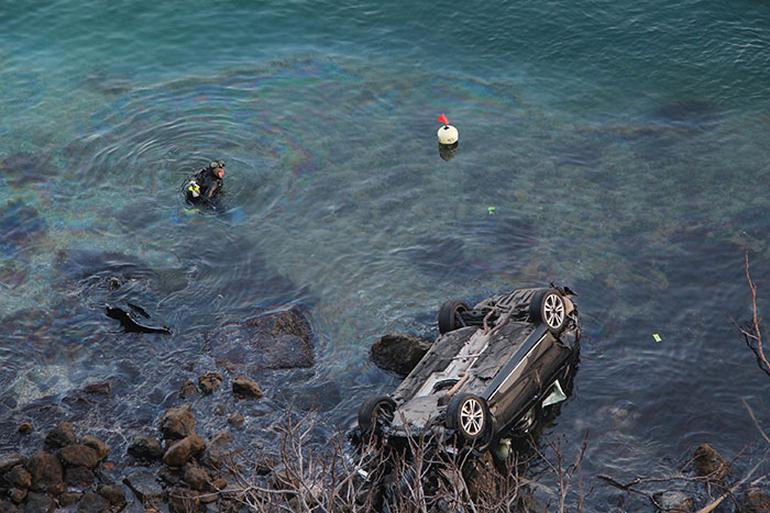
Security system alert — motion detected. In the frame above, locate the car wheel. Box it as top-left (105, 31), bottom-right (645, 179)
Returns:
top-left (530, 289), bottom-right (568, 334)
top-left (446, 393), bottom-right (491, 443)
top-left (357, 395), bottom-right (396, 435)
top-left (438, 300), bottom-right (470, 334)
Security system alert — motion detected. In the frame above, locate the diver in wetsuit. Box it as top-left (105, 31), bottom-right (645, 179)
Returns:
top-left (186, 160), bottom-right (225, 205)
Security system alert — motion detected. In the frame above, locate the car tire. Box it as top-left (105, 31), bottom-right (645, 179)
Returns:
top-left (446, 393), bottom-right (491, 443)
top-left (438, 300), bottom-right (470, 334)
top-left (530, 289), bottom-right (568, 334)
top-left (357, 395), bottom-right (396, 434)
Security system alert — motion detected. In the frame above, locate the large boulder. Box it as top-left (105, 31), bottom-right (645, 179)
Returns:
top-left (58, 444), bottom-right (100, 468)
top-left (163, 434), bottom-right (206, 468)
top-left (44, 422), bottom-right (77, 448)
top-left (25, 451), bottom-right (63, 493)
top-left (160, 405), bottom-right (197, 441)
top-left (371, 334), bottom-right (431, 376)
top-left (128, 435), bottom-right (164, 461)
top-left (206, 307), bottom-right (314, 370)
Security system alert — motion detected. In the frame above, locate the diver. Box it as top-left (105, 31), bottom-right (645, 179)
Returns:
top-left (185, 160), bottom-right (225, 206)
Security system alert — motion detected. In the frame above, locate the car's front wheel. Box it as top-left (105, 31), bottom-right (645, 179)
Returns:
top-left (357, 395), bottom-right (396, 435)
top-left (530, 288), bottom-right (568, 334)
top-left (446, 393), bottom-right (491, 443)
top-left (438, 300), bottom-right (470, 334)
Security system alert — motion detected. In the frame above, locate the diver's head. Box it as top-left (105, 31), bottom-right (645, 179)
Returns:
top-left (210, 160), bottom-right (225, 178)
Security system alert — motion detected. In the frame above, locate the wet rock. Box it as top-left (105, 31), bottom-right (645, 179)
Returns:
top-left (183, 465), bottom-right (211, 492)
top-left (77, 491), bottom-right (109, 513)
top-left (160, 405), bottom-right (197, 441)
top-left (198, 372), bottom-right (223, 394)
top-left (97, 484), bottom-right (126, 507)
top-left (59, 492), bottom-right (83, 507)
top-left (23, 491), bottom-right (54, 513)
top-left (0, 453), bottom-right (26, 473)
top-left (81, 435), bottom-right (110, 462)
top-left (179, 380), bottom-right (198, 399)
top-left (207, 307), bottom-right (314, 371)
top-left (5, 465), bottom-right (32, 489)
top-left (201, 432), bottom-right (233, 469)
top-left (64, 465), bottom-right (95, 487)
top-left (82, 382), bottom-right (112, 396)
top-left (653, 490), bottom-right (693, 513)
top-left (167, 486), bottom-right (200, 513)
top-left (18, 422), bottom-right (33, 435)
top-left (44, 422), bottom-right (77, 448)
top-left (232, 377), bottom-right (262, 400)
top-left (0, 499), bottom-right (19, 513)
top-left (742, 487), bottom-right (770, 513)
top-left (124, 470), bottom-right (163, 502)
top-left (163, 434), bottom-right (206, 467)
top-left (9, 487), bottom-right (26, 504)
top-left (371, 333), bottom-right (432, 376)
top-left (227, 413), bottom-right (244, 429)
top-left (128, 435), bottom-right (164, 461)
top-left (693, 443), bottom-right (729, 480)
top-left (213, 478), bottom-right (228, 491)
top-left (58, 444), bottom-right (100, 468)
top-left (25, 451), bottom-right (63, 492)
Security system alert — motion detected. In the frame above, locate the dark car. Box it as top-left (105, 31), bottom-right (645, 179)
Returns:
top-left (357, 286), bottom-right (581, 450)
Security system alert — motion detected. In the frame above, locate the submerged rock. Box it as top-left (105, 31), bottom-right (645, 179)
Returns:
top-left (81, 435), bottom-right (110, 462)
top-left (0, 152), bottom-right (58, 187)
top-left (371, 333), bottom-right (432, 376)
top-left (206, 307), bottom-right (314, 371)
top-left (198, 372), bottom-right (223, 394)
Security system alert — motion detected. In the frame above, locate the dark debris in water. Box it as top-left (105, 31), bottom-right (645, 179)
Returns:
top-left (0, 152), bottom-right (59, 187)
top-left (0, 200), bottom-right (48, 257)
top-left (652, 99), bottom-right (721, 126)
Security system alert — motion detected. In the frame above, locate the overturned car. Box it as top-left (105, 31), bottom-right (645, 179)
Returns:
top-left (358, 286), bottom-right (581, 450)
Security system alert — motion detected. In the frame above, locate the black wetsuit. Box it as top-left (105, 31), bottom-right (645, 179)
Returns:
top-left (193, 166), bottom-right (223, 200)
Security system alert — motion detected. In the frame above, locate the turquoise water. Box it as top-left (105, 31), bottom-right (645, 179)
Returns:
top-left (2, 0), bottom-right (770, 507)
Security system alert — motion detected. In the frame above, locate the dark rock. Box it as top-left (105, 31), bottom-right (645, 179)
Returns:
top-left (653, 490), bottom-right (693, 513)
top-left (81, 435), bottom-right (110, 462)
top-left (0, 499), bottom-right (19, 513)
top-left (128, 435), bottom-right (164, 461)
top-left (82, 382), bottom-right (112, 396)
top-left (25, 451), bottom-right (63, 492)
top-left (232, 377), bottom-right (262, 400)
top-left (158, 466), bottom-right (183, 487)
top-left (167, 486), bottom-right (200, 513)
top-left (5, 465), bottom-right (32, 489)
top-left (742, 487), bottom-right (770, 513)
top-left (9, 487), bottom-right (26, 504)
top-left (201, 432), bottom-right (233, 469)
top-left (77, 491), bottom-right (109, 513)
top-left (212, 478), bottom-right (228, 491)
top-left (58, 444), bottom-right (100, 468)
top-left (59, 491), bottom-right (83, 507)
top-left (198, 372), bottom-right (223, 394)
top-left (64, 465), bottom-right (95, 487)
top-left (23, 491), bottom-right (54, 513)
top-left (124, 470), bottom-right (163, 502)
top-left (44, 422), bottom-right (77, 448)
top-left (693, 443), bottom-right (729, 480)
top-left (0, 453), bottom-right (25, 473)
top-left (97, 484), bottom-right (126, 507)
top-left (227, 413), bottom-right (244, 429)
top-left (163, 434), bottom-right (206, 467)
top-left (207, 307), bottom-right (314, 371)
top-left (183, 465), bottom-right (210, 492)
top-left (18, 422), bottom-right (33, 435)
top-left (371, 334), bottom-right (431, 376)
top-left (179, 380), bottom-right (198, 399)
top-left (160, 405), bottom-right (197, 441)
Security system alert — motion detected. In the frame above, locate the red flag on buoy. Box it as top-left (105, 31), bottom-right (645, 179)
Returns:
top-left (438, 113), bottom-right (449, 126)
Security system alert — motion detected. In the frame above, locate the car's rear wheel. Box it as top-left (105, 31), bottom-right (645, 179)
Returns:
top-left (357, 395), bottom-right (396, 435)
top-left (446, 393), bottom-right (491, 443)
top-left (530, 289), bottom-right (567, 334)
top-left (438, 300), bottom-right (470, 334)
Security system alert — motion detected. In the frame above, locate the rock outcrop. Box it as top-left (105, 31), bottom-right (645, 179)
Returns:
top-left (370, 333), bottom-right (432, 376)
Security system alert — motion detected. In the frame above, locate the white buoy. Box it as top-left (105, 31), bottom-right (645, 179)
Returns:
top-left (437, 124), bottom-right (459, 145)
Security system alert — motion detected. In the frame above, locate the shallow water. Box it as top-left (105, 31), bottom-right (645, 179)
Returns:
top-left (1, 0), bottom-right (770, 507)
